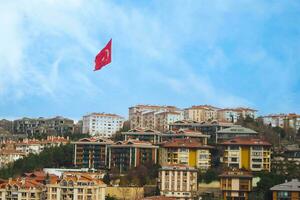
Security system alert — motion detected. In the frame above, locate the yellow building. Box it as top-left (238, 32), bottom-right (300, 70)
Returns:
top-left (221, 137), bottom-right (271, 172)
top-left (270, 179), bottom-right (300, 200)
top-left (159, 138), bottom-right (213, 171)
top-left (219, 170), bottom-right (253, 200)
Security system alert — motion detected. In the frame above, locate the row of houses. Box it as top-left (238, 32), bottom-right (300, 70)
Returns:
top-left (72, 129), bottom-right (272, 173)
top-left (128, 104), bottom-right (258, 131)
top-left (0, 170), bottom-right (106, 200)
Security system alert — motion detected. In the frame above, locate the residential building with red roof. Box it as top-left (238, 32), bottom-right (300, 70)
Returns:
top-left (220, 137), bottom-right (272, 172)
top-left (159, 138), bottom-right (213, 171)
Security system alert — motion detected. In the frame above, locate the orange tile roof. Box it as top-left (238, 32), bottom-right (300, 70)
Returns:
top-left (0, 177), bottom-right (44, 189)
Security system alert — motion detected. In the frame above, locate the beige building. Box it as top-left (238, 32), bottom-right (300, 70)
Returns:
top-left (0, 149), bottom-right (26, 168)
top-left (158, 165), bottom-right (198, 200)
top-left (129, 105), bottom-right (180, 129)
top-left (184, 105), bottom-right (219, 122)
top-left (0, 177), bottom-right (45, 200)
top-left (46, 172), bottom-right (106, 200)
top-left (155, 112), bottom-right (183, 132)
top-left (219, 170), bottom-right (253, 200)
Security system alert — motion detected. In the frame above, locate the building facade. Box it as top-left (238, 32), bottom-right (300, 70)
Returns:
top-left (72, 138), bottom-right (113, 169)
top-left (217, 108), bottom-right (257, 123)
top-left (82, 113), bottom-right (125, 137)
top-left (46, 172), bottom-right (106, 200)
top-left (270, 179), bottom-right (300, 200)
top-left (108, 140), bottom-right (158, 172)
top-left (219, 170), bottom-right (253, 200)
top-left (0, 178), bottom-right (45, 200)
top-left (159, 138), bottom-right (212, 171)
top-left (129, 105), bottom-right (180, 129)
top-left (158, 165), bottom-right (198, 200)
top-left (221, 137), bottom-right (271, 172)
top-left (184, 105), bottom-right (219, 122)
top-left (13, 116), bottom-right (74, 135)
top-left (154, 112), bottom-right (183, 132)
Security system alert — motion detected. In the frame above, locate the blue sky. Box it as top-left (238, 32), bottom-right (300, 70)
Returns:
top-left (0, 0), bottom-right (299, 119)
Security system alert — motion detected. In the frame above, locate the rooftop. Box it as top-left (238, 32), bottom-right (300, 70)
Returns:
top-left (221, 137), bottom-right (271, 146)
top-left (219, 170), bottom-right (253, 178)
top-left (161, 138), bottom-right (213, 149)
top-left (217, 126), bottom-right (257, 134)
top-left (270, 179), bottom-right (300, 192)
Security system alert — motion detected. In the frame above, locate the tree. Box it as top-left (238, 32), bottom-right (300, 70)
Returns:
top-left (103, 172), bottom-right (111, 185)
top-left (198, 169), bottom-right (218, 184)
top-left (255, 171), bottom-right (285, 200)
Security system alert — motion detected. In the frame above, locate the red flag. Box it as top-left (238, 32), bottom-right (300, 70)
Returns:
top-left (94, 39), bottom-right (112, 71)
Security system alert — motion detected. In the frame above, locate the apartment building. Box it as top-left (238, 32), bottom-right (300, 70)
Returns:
top-left (270, 179), bottom-right (300, 200)
top-left (218, 108), bottom-right (257, 123)
top-left (155, 112), bottom-right (183, 132)
top-left (13, 116), bottom-right (74, 135)
top-left (219, 170), bottom-right (253, 200)
top-left (0, 149), bottom-right (26, 168)
top-left (159, 138), bottom-right (213, 171)
top-left (221, 137), bottom-right (271, 172)
top-left (158, 165), bottom-right (198, 200)
top-left (0, 178), bottom-right (45, 200)
top-left (261, 114), bottom-right (286, 128)
top-left (46, 172), bottom-right (106, 200)
top-left (184, 105), bottom-right (219, 122)
top-left (129, 105), bottom-right (180, 129)
top-left (82, 113), bottom-right (125, 137)
top-left (108, 140), bottom-right (158, 172)
top-left (15, 136), bottom-right (69, 155)
top-left (72, 137), bottom-right (113, 169)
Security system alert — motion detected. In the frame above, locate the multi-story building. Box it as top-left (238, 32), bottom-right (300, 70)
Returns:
top-left (219, 170), bottom-right (253, 200)
top-left (142, 111), bottom-right (156, 130)
top-left (72, 137), bottom-right (113, 169)
top-left (261, 113), bottom-right (300, 133)
top-left (0, 149), bottom-right (26, 168)
top-left (108, 140), bottom-right (159, 172)
top-left (15, 136), bottom-right (69, 155)
top-left (129, 105), bottom-right (180, 129)
top-left (261, 114), bottom-right (287, 128)
top-left (221, 137), bottom-right (272, 172)
top-left (122, 129), bottom-right (210, 145)
top-left (13, 116), bottom-right (74, 135)
top-left (159, 138), bottom-right (213, 171)
top-left (82, 113), bottom-right (125, 137)
top-left (158, 165), bottom-right (198, 200)
top-left (184, 105), bottom-right (219, 122)
top-left (217, 108), bottom-right (257, 123)
top-left (46, 172), bottom-right (106, 200)
top-left (270, 179), bottom-right (300, 200)
top-left (0, 177), bottom-right (45, 200)
top-left (155, 111), bottom-right (183, 132)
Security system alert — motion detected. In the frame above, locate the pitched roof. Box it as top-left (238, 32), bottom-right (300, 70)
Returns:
top-left (217, 126), bottom-right (257, 134)
top-left (221, 137), bottom-right (271, 146)
top-left (219, 170), bottom-right (253, 178)
top-left (270, 179), bottom-right (300, 192)
top-left (161, 138), bottom-right (213, 149)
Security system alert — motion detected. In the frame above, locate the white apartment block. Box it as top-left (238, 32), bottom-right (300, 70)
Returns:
top-left (129, 105), bottom-right (180, 129)
top-left (218, 108), bottom-right (257, 123)
top-left (82, 113), bottom-right (125, 137)
top-left (159, 165), bottom-right (198, 200)
top-left (262, 113), bottom-right (300, 132)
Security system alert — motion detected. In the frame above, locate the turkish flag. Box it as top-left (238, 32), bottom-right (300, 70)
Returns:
top-left (94, 39), bottom-right (112, 71)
